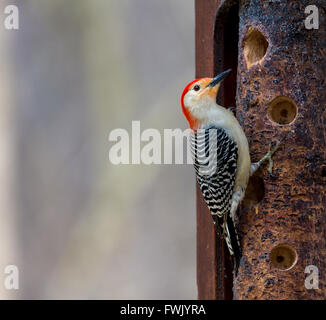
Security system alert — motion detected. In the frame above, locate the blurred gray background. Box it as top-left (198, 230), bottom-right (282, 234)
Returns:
top-left (0, 0), bottom-right (196, 299)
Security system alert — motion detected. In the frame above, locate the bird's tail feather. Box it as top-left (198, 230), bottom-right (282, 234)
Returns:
top-left (211, 214), bottom-right (242, 275)
top-left (224, 215), bottom-right (242, 275)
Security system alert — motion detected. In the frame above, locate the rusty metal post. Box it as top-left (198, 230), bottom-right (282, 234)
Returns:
top-left (195, 0), bottom-right (222, 300)
top-left (196, 0), bottom-right (326, 300)
top-left (234, 0), bottom-right (326, 299)
top-left (195, 0), bottom-right (236, 300)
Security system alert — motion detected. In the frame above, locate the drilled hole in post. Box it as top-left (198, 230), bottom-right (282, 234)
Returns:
top-left (270, 244), bottom-right (297, 270)
top-left (243, 28), bottom-right (268, 69)
top-left (242, 175), bottom-right (265, 208)
top-left (321, 166), bottom-right (326, 177)
top-left (267, 97), bottom-right (297, 125)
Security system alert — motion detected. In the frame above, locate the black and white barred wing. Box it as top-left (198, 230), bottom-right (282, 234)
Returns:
top-left (190, 127), bottom-right (238, 218)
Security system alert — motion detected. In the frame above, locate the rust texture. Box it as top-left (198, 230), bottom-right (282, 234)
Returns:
top-left (195, 0), bottom-right (234, 300)
top-left (235, 0), bottom-right (326, 299)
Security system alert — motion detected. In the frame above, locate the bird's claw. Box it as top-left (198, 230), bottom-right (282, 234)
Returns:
top-left (267, 140), bottom-right (282, 175)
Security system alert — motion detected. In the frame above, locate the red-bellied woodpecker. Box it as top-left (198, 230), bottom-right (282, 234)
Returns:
top-left (181, 69), bottom-right (280, 273)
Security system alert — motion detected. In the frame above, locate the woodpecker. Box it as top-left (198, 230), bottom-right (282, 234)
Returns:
top-left (181, 69), bottom-right (280, 273)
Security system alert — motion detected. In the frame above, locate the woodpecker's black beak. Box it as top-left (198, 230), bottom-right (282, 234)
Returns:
top-left (207, 69), bottom-right (232, 88)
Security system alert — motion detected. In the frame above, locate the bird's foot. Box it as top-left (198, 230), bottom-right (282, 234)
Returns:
top-left (265, 141), bottom-right (282, 175)
top-left (250, 140), bottom-right (282, 176)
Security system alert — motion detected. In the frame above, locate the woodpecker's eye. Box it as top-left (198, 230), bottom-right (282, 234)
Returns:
top-left (193, 85), bottom-right (200, 91)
